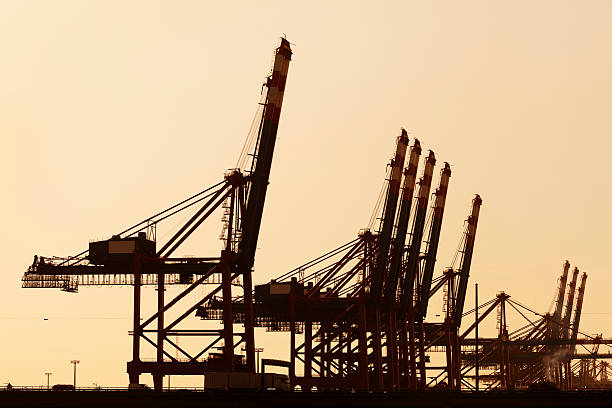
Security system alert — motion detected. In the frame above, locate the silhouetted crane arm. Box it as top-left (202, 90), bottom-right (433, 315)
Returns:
top-left (384, 138), bottom-right (421, 307)
top-left (570, 272), bottom-right (587, 353)
top-left (552, 261), bottom-right (570, 339)
top-left (399, 151), bottom-right (436, 314)
top-left (561, 267), bottom-right (579, 339)
top-left (453, 194), bottom-right (482, 327)
top-left (235, 38), bottom-right (292, 279)
top-left (370, 130), bottom-right (409, 303)
top-left (235, 38), bottom-right (292, 372)
top-left (416, 162), bottom-right (451, 319)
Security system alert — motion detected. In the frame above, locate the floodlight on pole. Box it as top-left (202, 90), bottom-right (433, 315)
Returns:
top-left (70, 360), bottom-right (80, 390)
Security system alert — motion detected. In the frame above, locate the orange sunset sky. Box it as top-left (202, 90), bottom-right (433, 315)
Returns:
top-left (2, 1), bottom-right (612, 387)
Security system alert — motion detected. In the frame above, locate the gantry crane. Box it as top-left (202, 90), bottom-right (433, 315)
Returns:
top-left (370, 130), bottom-right (409, 304)
top-left (397, 150), bottom-right (436, 389)
top-left (21, 38), bottom-right (292, 390)
top-left (384, 137), bottom-right (421, 389)
top-left (418, 194), bottom-right (482, 389)
top-left (414, 163), bottom-right (451, 387)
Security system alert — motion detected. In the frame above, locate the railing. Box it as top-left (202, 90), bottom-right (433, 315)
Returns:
top-left (22, 272), bottom-right (242, 289)
top-left (0, 386), bottom-right (206, 392)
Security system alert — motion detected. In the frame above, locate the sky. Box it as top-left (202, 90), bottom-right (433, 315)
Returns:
top-left (1, 0), bottom-right (612, 388)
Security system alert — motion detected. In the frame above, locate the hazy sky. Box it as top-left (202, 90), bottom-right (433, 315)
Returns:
top-left (2, 1), bottom-right (611, 387)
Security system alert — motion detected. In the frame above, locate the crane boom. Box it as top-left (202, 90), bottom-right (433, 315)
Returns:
top-left (370, 130), bottom-right (409, 303)
top-left (552, 260), bottom-right (570, 339)
top-left (570, 272), bottom-right (587, 353)
top-left (561, 267), bottom-right (579, 339)
top-left (236, 38), bottom-right (292, 280)
top-left (236, 38), bottom-right (292, 371)
top-left (416, 162), bottom-right (451, 319)
top-left (399, 151), bottom-right (436, 314)
top-left (384, 139), bottom-right (422, 307)
top-left (453, 194), bottom-right (482, 327)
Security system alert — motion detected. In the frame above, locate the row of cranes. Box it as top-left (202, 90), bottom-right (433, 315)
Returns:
top-left (547, 262), bottom-right (588, 387)
top-left (197, 129), bottom-right (483, 391)
top-left (456, 261), bottom-right (611, 391)
top-left (19, 38), bottom-right (609, 392)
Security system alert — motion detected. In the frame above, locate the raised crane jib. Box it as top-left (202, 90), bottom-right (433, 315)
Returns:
top-left (552, 260), bottom-right (570, 339)
top-left (561, 267), bottom-right (579, 339)
top-left (234, 38), bottom-right (292, 372)
top-left (236, 38), bottom-right (292, 277)
top-left (399, 150), bottom-right (436, 315)
top-left (384, 139), bottom-right (422, 307)
top-left (570, 272), bottom-right (587, 353)
top-left (370, 130), bottom-right (409, 303)
top-left (453, 194), bottom-right (482, 327)
top-left (416, 162), bottom-right (451, 319)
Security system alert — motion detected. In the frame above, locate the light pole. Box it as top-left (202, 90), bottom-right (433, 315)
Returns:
top-left (44, 373), bottom-right (52, 390)
top-left (254, 348), bottom-right (264, 373)
top-left (70, 360), bottom-right (80, 390)
top-left (168, 335), bottom-right (179, 390)
top-left (241, 347), bottom-right (264, 372)
top-left (475, 283), bottom-right (479, 392)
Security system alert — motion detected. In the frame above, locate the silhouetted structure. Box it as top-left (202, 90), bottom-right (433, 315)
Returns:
top-left (19, 38), bottom-right (610, 394)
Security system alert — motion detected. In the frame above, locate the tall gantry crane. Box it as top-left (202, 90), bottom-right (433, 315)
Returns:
top-left (397, 150), bottom-right (436, 389)
top-left (21, 38), bottom-right (292, 390)
top-left (384, 138), bottom-right (422, 389)
top-left (415, 194), bottom-right (482, 389)
top-left (414, 162), bottom-right (451, 387)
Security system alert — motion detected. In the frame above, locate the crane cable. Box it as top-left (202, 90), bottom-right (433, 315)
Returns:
top-left (236, 89), bottom-right (268, 171)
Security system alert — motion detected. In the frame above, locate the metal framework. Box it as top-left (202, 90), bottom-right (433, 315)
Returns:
top-left (197, 131), bottom-right (484, 391)
top-left (457, 265), bottom-right (612, 391)
top-left (21, 38), bottom-right (292, 391)
top-left (19, 37), bottom-right (612, 393)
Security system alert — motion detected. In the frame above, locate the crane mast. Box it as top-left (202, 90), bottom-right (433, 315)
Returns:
top-left (384, 139), bottom-right (422, 307)
top-left (416, 162), bottom-right (451, 319)
top-left (237, 38), bottom-right (292, 370)
top-left (453, 194), bottom-right (482, 327)
top-left (238, 38), bottom-right (292, 272)
top-left (570, 272), bottom-right (587, 353)
top-left (552, 261), bottom-right (571, 338)
top-left (561, 267), bottom-right (579, 339)
top-left (370, 130), bottom-right (409, 302)
top-left (399, 151), bottom-right (436, 314)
